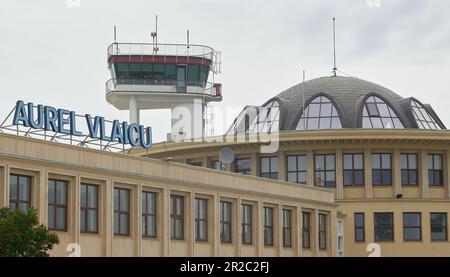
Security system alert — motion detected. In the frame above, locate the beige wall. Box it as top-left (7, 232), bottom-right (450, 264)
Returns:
top-left (0, 133), bottom-right (336, 257)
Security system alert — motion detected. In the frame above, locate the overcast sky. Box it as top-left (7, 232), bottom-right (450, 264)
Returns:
top-left (1, 0), bottom-right (449, 142)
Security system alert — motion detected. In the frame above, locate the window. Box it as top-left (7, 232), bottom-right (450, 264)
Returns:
top-left (195, 198), bottom-right (208, 241)
top-left (374, 213), bottom-right (394, 241)
top-left (362, 96), bottom-right (404, 129)
top-left (403, 213), bottom-right (421, 241)
top-left (260, 157), bottom-right (279, 180)
top-left (142, 191), bottom-right (157, 238)
top-left (211, 160), bottom-right (224, 171)
top-left (302, 212), bottom-right (311, 249)
top-left (263, 207), bottom-right (274, 246)
top-left (401, 154), bottom-right (418, 186)
top-left (241, 204), bottom-right (253, 245)
top-left (286, 155), bottom-right (307, 184)
top-left (355, 213), bottom-right (365, 242)
top-left (80, 183), bottom-right (98, 233)
top-left (314, 154), bottom-right (336, 187)
top-left (296, 96), bottom-right (343, 130)
top-left (220, 201), bottom-right (232, 243)
top-left (170, 195), bottom-right (184, 240)
top-left (428, 154), bottom-right (443, 186)
top-left (283, 209), bottom-right (292, 248)
top-left (431, 213), bottom-right (448, 241)
top-left (372, 154), bottom-right (392, 186)
top-left (248, 101), bottom-right (280, 134)
top-left (48, 179), bottom-right (68, 231)
top-left (343, 154), bottom-right (364, 186)
top-left (114, 188), bottom-right (130, 236)
top-left (235, 158), bottom-right (251, 175)
top-left (319, 214), bottom-right (327, 249)
top-left (9, 174), bottom-right (31, 212)
top-left (411, 100), bottom-right (442, 130)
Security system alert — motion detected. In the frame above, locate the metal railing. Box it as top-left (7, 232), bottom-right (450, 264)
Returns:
top-left (105, 78), bottom-right (221, 97)
top-left (107, 43), bottom-right (222, 74)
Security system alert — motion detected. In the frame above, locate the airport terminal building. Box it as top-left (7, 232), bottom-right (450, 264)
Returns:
top-left (1, 39), bottom-right (449, 257)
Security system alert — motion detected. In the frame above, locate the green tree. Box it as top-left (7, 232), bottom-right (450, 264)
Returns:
top-left (0, 207), bottom-right (59, 257)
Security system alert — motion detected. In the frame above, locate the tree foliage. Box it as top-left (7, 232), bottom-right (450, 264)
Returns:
top-left (0, 207), bottom-right (59, 257)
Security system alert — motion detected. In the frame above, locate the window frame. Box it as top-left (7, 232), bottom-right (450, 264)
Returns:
top-left (9, 174), bottom-right (32, 212)
top-left (263, 207), bottom-right (274, 247)
top-left (80, 183), bottom-right (99, 234)
top-left (234, 158), bottom-right (251, 175)
top-left (142, 191), bottom-right (157, 238)
top-left (430, 212), bottom-right (448, 242)
top-left (114, 188), bottom-right (131, 236)
top-left (403, 212), bottom-right (422, 242)
top-left (286, 155), bottom-right (307, 184)
top-left (314, 154), bottom-right (336, 187)
top-left (374, 212), bottom-right (394, 242)
top-left (302, 212), bottom-right (311, 249)
top-left (241, 204), bottom-right (253, 245)
top-left (361, 95), bottom-right (405, 129)
top-left (48, 179), bottom-right (68, 232)
top-left (296, 95), bottom-right (343, 130)
top-left (195, 198), bottom-right (208, 242)
top-left (401, 153), bottom-right (419, 186)
top-left (282, 209), bottom-right (292, 248)
top-left (343, 154), bottom-right (365, 187)
top-left (354, 213), bottom-right (365, 243)
top-left (260, 156), bottom-right (279, 180)
top-left (372, 153), bottom-right (392, 186)
top-left (170, 195), bottom-right (185, 240)
top-left (220, 201), bottom-right (232, 243)
top-left (428, 154), bottom-right (444, 187)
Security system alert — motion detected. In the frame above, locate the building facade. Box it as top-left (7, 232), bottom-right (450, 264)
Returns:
top-left (0, 133), bottom-right (336, 257)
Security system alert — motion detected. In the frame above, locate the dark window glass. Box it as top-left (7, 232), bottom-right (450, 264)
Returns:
top-left (260, 157), bottom-right (279, 180)
top-left (319, 214), bottom-right (327, 249)
top-left (403, 213), bottom-right (421, 241)
top-left (195, 198), bottom-right (208, 241)
top-left (170, 195), bottom-right (184, 240)
top-left (187, 65), bottom-right (200, 84)
top-left (142, 191), bottom-right (157, 238)
top-left (343, 154), bottom-right (364, 186)
top-left (80, 183), bottom-right (99, 233)
top-left (374, 213), bottom-right (394, 241)
top-left (211, 160), bottom-right (225, 171)
top-left (114, 188), bottom-right (130, 236)
top-left (428, 154), bottom-right (443, 186)
top-left (372, 154), bottom-right (392, 186)
top-left (235, 159), bottom-right (251, 175)
top-left (314, 154), bottom-right (336, 187)
top-left (286, 155), bottom-right (307, 184)
top-left (48, 179), bottom-right (68, 231)
top-left (283, 209), bottom-right (292, 248)
top-left (9, 174), bottom-right (31, 212)
top-left (401, 154), bottom-right (418, 186)
top-left (263, 207), bottom-right (274, 246)
top-left (431, 213), bottom-right (448, 241)
top-left (220, 201), bottom-right (232, 243)
top-left (302, 212), bottom-right (311, 249)
top-left (241, 204), bottom-right (253, 245)
top-left (355, 213), bottom-right (365, 242)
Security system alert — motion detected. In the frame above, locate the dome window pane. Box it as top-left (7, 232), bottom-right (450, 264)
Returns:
top-left (362, 96), bottom-right (405, 129)
top-left (247, 101), bottom-right (280, 134)
top-left (296, 96), bottom-right (343, 130)
top-left (410, 100), bottom-right (442, 130)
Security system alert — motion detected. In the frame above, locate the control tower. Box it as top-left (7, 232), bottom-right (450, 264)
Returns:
top-left (105, 31), bottom-right (222, 141)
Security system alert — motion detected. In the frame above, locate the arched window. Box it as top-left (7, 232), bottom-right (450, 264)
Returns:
top-left (362, 96), bottom-right (404, 129)
top-left (411, 100), bottom-right (442, 130)
top-left (248, 101), bottom-right (280, 133)
top-left (296, 96), bottom-right (343, 130)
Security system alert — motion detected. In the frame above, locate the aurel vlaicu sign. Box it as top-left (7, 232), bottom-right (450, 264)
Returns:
top-left (11, 100), bottom-right (152, 149)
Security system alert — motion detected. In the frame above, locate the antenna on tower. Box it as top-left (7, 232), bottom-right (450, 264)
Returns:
top-left (113, 25), bottom-right (117, 43)
top-left (187, 29), bottom-right (190, 49)
top-left (332, 17), bottom-right (338, 77)
top-left (151, 15), bottom-right (159, 54)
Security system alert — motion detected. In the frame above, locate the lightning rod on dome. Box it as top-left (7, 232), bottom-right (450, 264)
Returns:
top-left (332, 17), bottom-right (338, 77)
